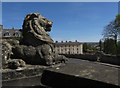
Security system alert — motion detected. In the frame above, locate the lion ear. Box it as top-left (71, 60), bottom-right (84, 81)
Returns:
top-left (25, 13), bottom-right (33, 21)
top-left (24, 13), bottom-right (40, 21)
top-left (36, 13), bottom-right (42, 18)
top-left (25, 15), bottom-right (30, 21)
top-left (47, 20), bottom-right (53, 23)
top-left (30, 14), bottom-right (37, 19)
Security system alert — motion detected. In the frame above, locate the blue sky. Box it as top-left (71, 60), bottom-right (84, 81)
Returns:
top-left (2, 2), bottom-right (118, 42)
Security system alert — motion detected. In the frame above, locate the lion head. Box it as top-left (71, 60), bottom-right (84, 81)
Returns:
top-left (23, 13), bottom-right (53, 32)
top-left (22, 13), bottom-right (54, 46)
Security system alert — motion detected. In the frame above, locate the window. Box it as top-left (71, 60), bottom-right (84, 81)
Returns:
top-left (0, 25), bottom-right (3, 29)
top-left (77, 48), bottom-right (79, 50)
top-left (13, 31), bottom-right (20, 37)
top-left (65, 48), bottom-right (67, 51)
top-left (4, 31), bottom-right (10, 37)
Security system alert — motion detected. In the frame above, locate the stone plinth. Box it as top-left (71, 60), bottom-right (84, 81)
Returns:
top-left (2, 65), bottom-right (49, 87)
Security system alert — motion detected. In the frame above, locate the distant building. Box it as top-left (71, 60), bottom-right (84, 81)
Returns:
top-left (55, 40), bottom-right (83, 54)
top-left (118, 35), bottom-right (120, 42)
top-left (0, 25), bottom-right (2, 38)
top-left (0, 24), bottom-right (3, 30)
top-left (0, 25), bottom-right (21, 39)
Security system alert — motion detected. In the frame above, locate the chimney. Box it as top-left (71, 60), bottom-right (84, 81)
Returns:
top-left (0, 25), bottom-right (3, 30)
top-left (75, 40), bottom-right (77, 42)
top-left (55, 41), bottom-right (58, 43)
top-left (61, 41), bottom-right (63, 43)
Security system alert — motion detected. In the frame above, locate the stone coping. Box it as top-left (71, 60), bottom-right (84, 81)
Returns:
top-left (42, 59), bottom-right (120, 87)
top-left (2, 65), bottom-right (49, 81)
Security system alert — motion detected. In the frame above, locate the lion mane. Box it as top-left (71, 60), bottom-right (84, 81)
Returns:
top-left (22, 13), bottom-right (54, 46)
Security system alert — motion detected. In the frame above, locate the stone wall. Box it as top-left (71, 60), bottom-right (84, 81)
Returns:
top-left (62, 52), bottom-right (120, 66)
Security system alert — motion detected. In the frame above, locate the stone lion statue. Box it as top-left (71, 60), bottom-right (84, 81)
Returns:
top-left (2, 39), bottom-right (25, 69)
top-left (21, 13), bottom-right (54, 46)
top-left (2, 13), bottom-right (67, 68)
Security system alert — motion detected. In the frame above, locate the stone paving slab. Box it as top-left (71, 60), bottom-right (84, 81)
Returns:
top-left (41, 58), bottom-right (120, 87)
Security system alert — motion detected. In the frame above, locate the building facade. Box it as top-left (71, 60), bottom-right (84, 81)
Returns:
top-left (0, 25), bottom-right (2, 38)
top-left (55, 41), bottom-right (83, 54)
top-left (0, 25), bottom-right (3, 30)
top-left (0, 25), bottom-right (21, 39)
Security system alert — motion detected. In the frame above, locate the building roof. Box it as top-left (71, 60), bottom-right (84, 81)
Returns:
top-left (1, 29), bottom-right (22, 38)
top-left (55, 41), bottom-right (82, 47)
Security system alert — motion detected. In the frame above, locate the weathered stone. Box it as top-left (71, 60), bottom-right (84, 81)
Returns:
top-left (2, 59), bottom-right (119, 87)
top-left (2, 13), bottom-right (67, 68)
top-left (22, 13), bottom-right (54, 46)
top-left (1, 39), bottom-right (26, 69)
top-left (7, 59), bottom-right (26, 69)
top-left (41, 59), bottom-right (120, 87)
top-left (14, 13), bottom-right (67, 65)
top-left (2, 41), bottom-right (12, 69)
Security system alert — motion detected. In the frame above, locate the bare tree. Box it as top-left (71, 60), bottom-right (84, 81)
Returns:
top-left (114, 14), bottom-right (120, 42)
top-left (102, 21), bottom-right (120, 44)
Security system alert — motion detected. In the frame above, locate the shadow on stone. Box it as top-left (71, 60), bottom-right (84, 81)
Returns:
top-left (41, 70), bottom-right (118, 88)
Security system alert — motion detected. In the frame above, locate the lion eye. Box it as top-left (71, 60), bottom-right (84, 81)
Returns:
top-left (48, 22), bottom-right (52, 24)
